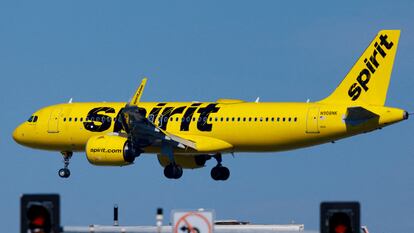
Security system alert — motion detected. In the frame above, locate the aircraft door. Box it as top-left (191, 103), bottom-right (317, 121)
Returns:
top-left (306, 107), bottom-right (320, 133)
top-left (48, 108), bottom-right (61, 133)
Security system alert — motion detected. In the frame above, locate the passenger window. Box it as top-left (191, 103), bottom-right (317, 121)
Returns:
top-left (243, 117), bottom-right (246, 122)
top-left (220, 117), bottom-right (223, 122)
top-left (249, 117), bottom-right (252, 122)
top-left (265, 117), bottom-right (268, 122)
top-left (226, 117), bottom-right (229, 122)
top-left (74, 117), bottom-right (78, 122)
top-left (63, 118), bottom-right (66, 122)
top-left (288, 117), bottom-right (291, 122)
top-left (69, 117), bottom-right (72, 122)
top-left (271, 117), bottom-right (274, 122)
top-left (260, 117), bottom-right (263, 122)
top-left (231, 117), bottom-right (235, 121)
top-left (215, 117), bottom-right (218, 122)
top-left (294, 117), bottom-right (297, 122)
top-left (277, 117), bottom-right (280, 122)
top-left (209, 117), bottom-right (212, 122)
top-left (283, 117), bottom-right (286, 122)
top-left (254, 117), bottom-right (257, 122)
top-left (237, 117), bottom-right (240, 122)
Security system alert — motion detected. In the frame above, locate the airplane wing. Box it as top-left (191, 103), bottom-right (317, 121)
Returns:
top-left (344, 106), bottom-right (379, 126)
top-left (118, 107), bottom-right (232, 152)
top-left (118, 78), bottom-right (197, 151)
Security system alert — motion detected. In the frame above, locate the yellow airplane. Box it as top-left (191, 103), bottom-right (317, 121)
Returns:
top-left (13, 30), bottom-right (409, 180)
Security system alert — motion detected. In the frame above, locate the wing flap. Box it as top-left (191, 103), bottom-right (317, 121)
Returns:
top-left (174, 134), bottom-right (233, 152)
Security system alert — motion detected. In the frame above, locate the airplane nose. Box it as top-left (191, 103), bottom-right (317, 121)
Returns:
top-left (12, 124), bottom-right (25, 144)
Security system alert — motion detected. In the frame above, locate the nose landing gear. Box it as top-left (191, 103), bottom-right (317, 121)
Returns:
top-left (58, 151), bottom-right (72, 178)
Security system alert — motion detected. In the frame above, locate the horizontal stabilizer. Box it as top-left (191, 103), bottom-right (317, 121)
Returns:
top-left (344, 107), bottom-right (379, 126)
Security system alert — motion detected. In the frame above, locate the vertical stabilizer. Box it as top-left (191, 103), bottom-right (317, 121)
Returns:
top-left (319, 30), bottom-right (400, 105)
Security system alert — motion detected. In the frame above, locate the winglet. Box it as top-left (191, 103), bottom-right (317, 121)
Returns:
top-left (129, 78), bottom-right (148, 106)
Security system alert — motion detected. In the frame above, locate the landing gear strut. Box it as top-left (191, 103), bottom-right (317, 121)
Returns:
top-left (58, 151), bottom-right (72, 178)
top-left (210, 153), bottom-right (230, 181)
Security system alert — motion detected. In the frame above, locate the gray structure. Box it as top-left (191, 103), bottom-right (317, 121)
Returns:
top-left (63, 224), bottom-right (319, 233)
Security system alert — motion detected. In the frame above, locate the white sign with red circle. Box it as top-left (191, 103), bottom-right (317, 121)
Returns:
top-left (173, 210), bottom-right (214, 233)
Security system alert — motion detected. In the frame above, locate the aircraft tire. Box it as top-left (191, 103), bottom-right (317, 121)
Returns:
top-left (164, 164), bottom-right (183, 179)
top-left (211, 166), bottom-right (230, 181)
top-left (220, 166), bottom-right (230, 180)
top-left (58, 168), bottom-right (70, 178)
top-left (210, 166), bottom-right (221, 180)
top-left (174, 165), bottom-right (183, 179)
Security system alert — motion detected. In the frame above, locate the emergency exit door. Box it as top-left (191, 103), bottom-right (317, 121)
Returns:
top-left (48, 108), bottom-right (61, 133)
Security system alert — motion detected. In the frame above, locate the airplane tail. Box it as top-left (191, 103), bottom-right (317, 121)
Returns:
top-left (319, 30), bottom-right (400, 106)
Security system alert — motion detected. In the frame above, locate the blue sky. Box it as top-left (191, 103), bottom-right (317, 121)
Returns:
top-left (1, 1), bottom-right (414, 232)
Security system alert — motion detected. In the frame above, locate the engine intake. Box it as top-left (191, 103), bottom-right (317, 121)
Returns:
top-left (86, 135), bottom-right (136, 166)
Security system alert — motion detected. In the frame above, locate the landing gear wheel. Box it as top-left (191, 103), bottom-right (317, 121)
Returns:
top-left (59, 151), bottom-right (73, 179)
top-left (211, 153), bottom-right (230, 181)
top-left (220, 166), bottom-right (230, 180)
top-left (210, 166), bottom-right (230, 181)
top-left (58, 168), bottom-right (70, 178)
top-left (164, 163), bottom-right (183, 179)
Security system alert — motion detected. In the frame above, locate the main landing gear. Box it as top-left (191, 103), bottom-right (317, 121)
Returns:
top-left (164, 163), bottom-right (183, 179)
top-left (210, 153), bottom-right (230, 181)
top-left (162, 152), bottom-right (231, 181)
top-left (58, 151), bottom-right (72, 178)
top-left (162, 143), bottom-right (183, 179)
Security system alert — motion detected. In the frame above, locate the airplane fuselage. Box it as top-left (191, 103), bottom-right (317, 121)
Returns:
top-left (13, 101), bottom-right (407, 154)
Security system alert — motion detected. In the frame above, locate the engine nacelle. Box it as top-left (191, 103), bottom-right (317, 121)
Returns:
top-left (157, 154), bottom-right (210, 169)
top-left (86, 135), bottom-right (136, 166)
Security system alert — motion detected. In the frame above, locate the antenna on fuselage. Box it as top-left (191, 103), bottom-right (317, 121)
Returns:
top-left (68, 98), bottom-right (73, 103)
top-left (255, 97), bottom-right (260, 103)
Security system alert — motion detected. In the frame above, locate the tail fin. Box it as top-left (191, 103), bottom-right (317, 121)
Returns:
top-left (319, 30), bottom-right (400, 106)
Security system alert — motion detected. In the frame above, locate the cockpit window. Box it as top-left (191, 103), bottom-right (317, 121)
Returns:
top-left (27, 115), bottom-right (38, 123)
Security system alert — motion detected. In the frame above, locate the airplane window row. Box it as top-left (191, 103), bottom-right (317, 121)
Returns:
top-left (61, 115), bottom-right (298, 124)
top-left (27, 115), bottom-right (38, 123)
top-left (63, 116), bottom-right (112, 122)
top-left (152, 116), bottom-right (298, 123)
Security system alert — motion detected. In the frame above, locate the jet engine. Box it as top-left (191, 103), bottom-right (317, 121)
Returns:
top-left (86, 135), bottom-right (136, 166)
top-left (157, 154), bottom-right (210, 169)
